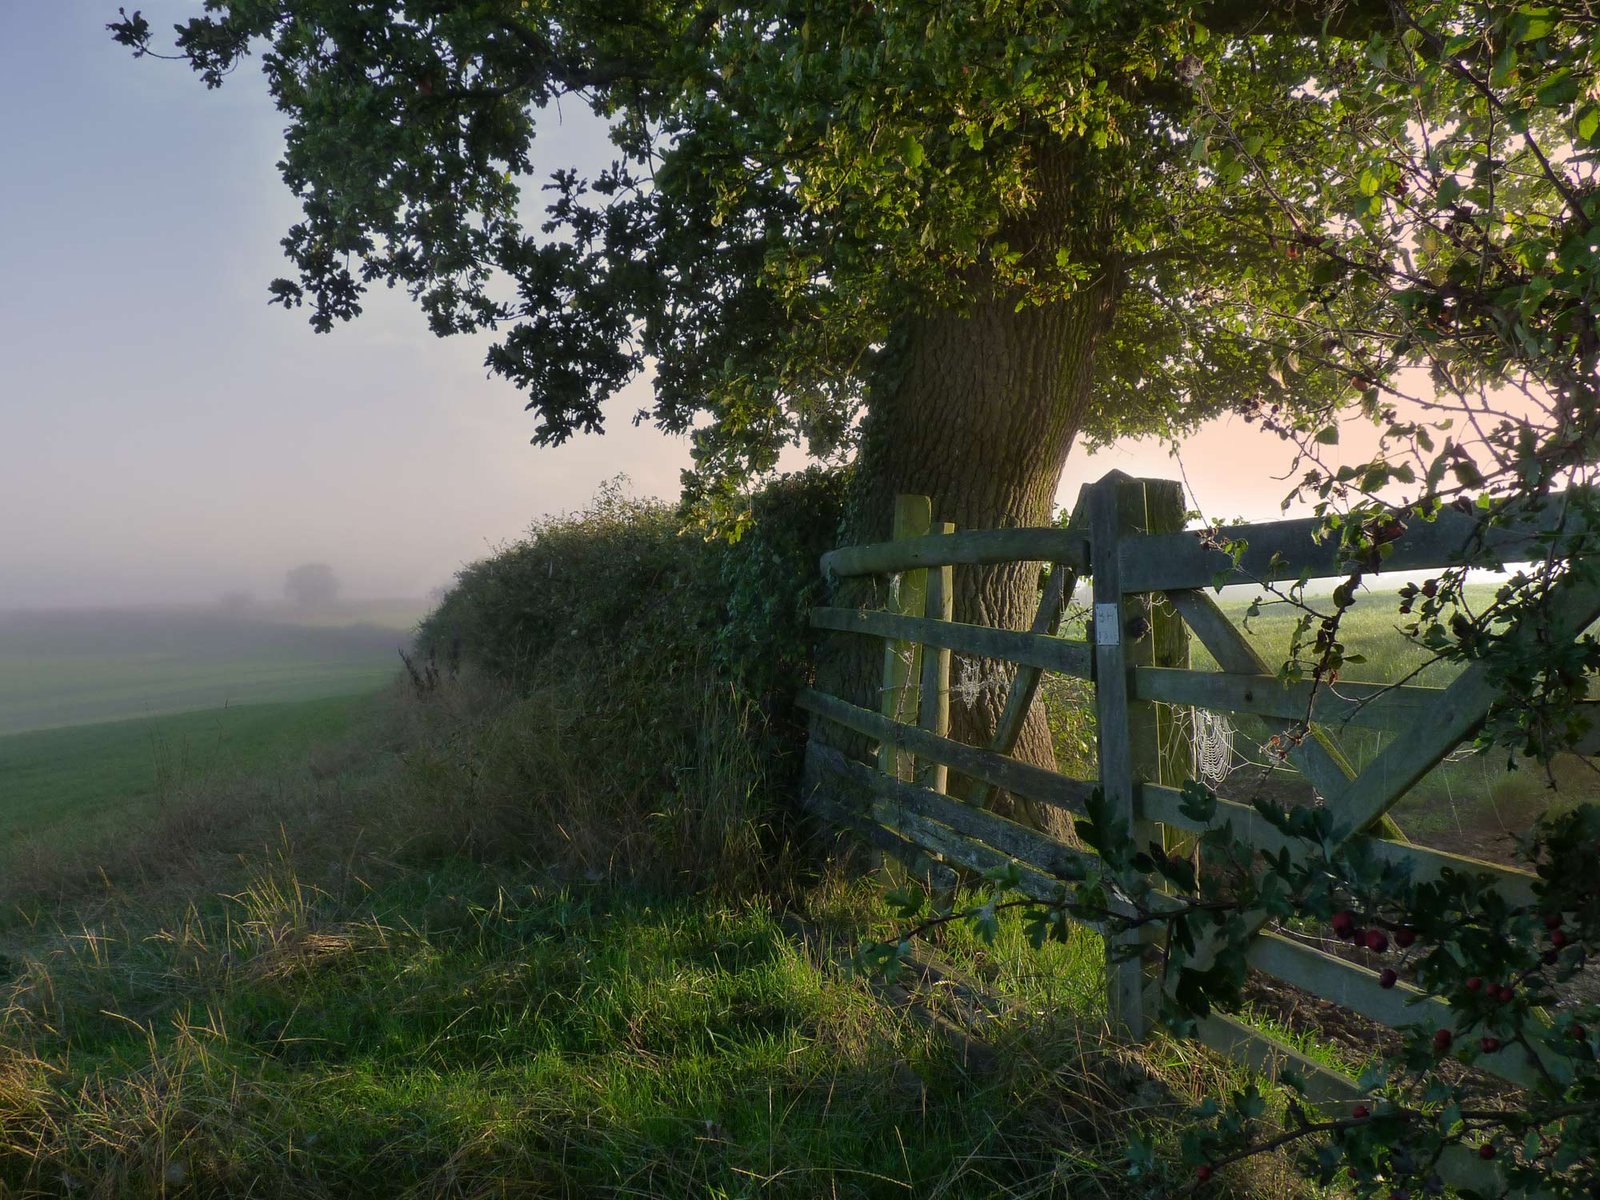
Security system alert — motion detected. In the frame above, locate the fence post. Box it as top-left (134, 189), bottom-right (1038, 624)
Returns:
top-left (878, 494), bottom-right (932, 780)
top-left (1090, 472), bottom-right (1188, 1039)
top-left (917, 522), bottom-right (955, 793)
top-left (1136, 482), bottom-right (1195, 833)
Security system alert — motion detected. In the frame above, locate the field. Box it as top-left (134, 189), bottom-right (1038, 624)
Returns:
top-left (0, 673), bottom-right (1292, 1199)
top-left (0, 694), bottom-right (373, 849)
top-left (0, 603), bottom-right (422, 736)
top-left (1201, 582), bottom-right (1598, 851)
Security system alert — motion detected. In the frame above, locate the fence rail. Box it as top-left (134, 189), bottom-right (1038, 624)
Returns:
top-left (802, 470), bottom-right (1594, 1198)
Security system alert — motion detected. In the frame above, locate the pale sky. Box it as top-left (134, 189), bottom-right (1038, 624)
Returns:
top-left (1, 1), bottom-right (1322, 610)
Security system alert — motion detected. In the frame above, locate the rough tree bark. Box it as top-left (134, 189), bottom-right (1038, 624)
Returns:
top-left (812, 266), bottom-right (1122, 830)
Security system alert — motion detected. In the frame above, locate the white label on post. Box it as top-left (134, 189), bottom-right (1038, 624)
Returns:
top-left (1094, 603), bottom-right (1121, 646)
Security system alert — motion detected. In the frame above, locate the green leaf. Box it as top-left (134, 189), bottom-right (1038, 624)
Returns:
top-left (1577, 105), bottom-right (1599, 143)
top-left (1537, 69), bottom-right (1580, 108)
top-left (900, 134), bottom-right (925, 170)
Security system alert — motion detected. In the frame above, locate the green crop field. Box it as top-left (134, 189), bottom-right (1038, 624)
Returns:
top-left (0, 603), bottom-right (420, 736)
top-left (0, 693), bottom-right (377, 848)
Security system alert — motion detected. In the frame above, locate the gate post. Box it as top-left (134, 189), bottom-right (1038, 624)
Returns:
top-left (878, 494), bottom-right (931, 780)
top-left (1089, 472), bottom-right (1189, 1039)
top-left (917, 522), bottom-right (955, 794)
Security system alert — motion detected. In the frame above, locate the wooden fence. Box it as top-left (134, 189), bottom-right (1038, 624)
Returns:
top-left (799, 469), bottom-right (1600, 1196)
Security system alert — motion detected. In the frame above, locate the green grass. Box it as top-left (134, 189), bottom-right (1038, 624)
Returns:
top-left (0, 604), bottom-right (416, 735)
top-left (0, 858), bottom-right (1231, 1199)
top-left (0, 694), bottom-right (373, 847)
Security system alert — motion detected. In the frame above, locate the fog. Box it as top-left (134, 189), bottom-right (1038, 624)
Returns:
top-left (1, 3), bottom-right (1345, 617)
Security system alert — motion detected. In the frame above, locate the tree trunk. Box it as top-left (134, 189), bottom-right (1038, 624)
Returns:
top-left (813, 272), bottom-right (1121, 829)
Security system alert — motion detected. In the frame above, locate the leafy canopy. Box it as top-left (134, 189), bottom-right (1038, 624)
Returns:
top-left (112, 0), bottom-right (1397, 488)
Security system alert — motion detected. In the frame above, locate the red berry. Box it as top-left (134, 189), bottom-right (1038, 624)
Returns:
top-left (1433, 1028), bottom-right (1454, 1052)
top-left (1465, 976), bottom-right (1483, 993)
top-left (1496, 984), bottom-right (1515, 1003)
top-left (1352, 1104), bottom-right (1370, 1119)
top-left (1551, 929), bottom-right (1568, 947)
top-left (1572, 1024), bottom-right (1588, 1041)
top-left (1545, 912), bottom-right (1564, 930)
top-left (1197, 1164), bottom-right (1213, 1182)
top-left (1480, 1036), bottom-right (1501, 1053)
top-left (1543, 949), bottom-right (1560, 965)
top-left (1478, 1143), bottom-right (1496, 1161)
top-left (1395, 927), bottom-right (1417, 949)
top-left (1379, 968), bottom-right (1399, 989)
top-left (1365, 929), bottom-right (1390, 953)
top-left (1331, 911), bottom-right (1356, 938)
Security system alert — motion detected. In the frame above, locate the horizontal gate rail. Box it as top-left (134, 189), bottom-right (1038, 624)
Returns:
top-left (810, 744), bottom-right (1098, 888)
top-left (810, 606), bottom-right (1093, 679)
top-left (1133, 665), bottom-right (1442, 730)
top-left (1120, 491), bottom-right (1590, 592)
top-left (1136, 782), bottom-right (1539, 905)
top-left (822, 525), bottom-right (1089, 578)
top-left (798, 687), bottom-right (1096, 817)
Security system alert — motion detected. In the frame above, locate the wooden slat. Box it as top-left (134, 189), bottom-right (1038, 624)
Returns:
top-left (969, 558), bottom-right (1079, 811)
top-left (809, 751), bottom-right (1072, 909)
top-left (810, 607), bottom-right (1093, 679)
top-left (1138, 782), bottom-right (1539, 906)
top-left (1091, 473), bottom-right (1157, 1038)
top-left (1120, 494), bottom-right (1589, 592)
top-left (1167, 590), bottom-right (1389, 834)
top-left (1323, 571), bottom-right (1600, 839)
top-left (821, 525), bottom-right (1090, 579)
top-left (1193, 1011), bottom-right (1363, 1106)
top-left (1245, 933), bottom-right (1547, 1092)
top-left (1133, 666), bottom-right (1445, 731)
top-left (812, 744), bottom-right (1099, 884)
top-left (798, 687), bottom-right (1095, 816)
top-left (917, 524), bottom-right (955, 794)
top-left (878, 495), bottom-right (931, 778)
top-left (800, 752), bottom-right (959, 892)
top-left (1167, 590), bottom-right (1408, 843)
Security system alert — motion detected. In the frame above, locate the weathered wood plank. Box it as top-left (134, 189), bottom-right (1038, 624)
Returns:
top-left (968, 558), bottom-right (1079, 810)
top-left (1246, 932), bottom-right (1549, 1093)
top-left (809, 607), bottom-right (1093, 679)
top-left (812, 744), bottom-right (1099, 884)
top-left (1121, 493), bottom-right (1590, 592)
top-left (1133, 666), bottom-right (1445, 731)
top-left (822, 526), bottom-right (1090, 579)
top-left (1324, 569), bottom-right (1600, 839)
top-left (1138, 782), bottom-right (1538, 906)
top-left (1166, 590), bottom-right (1406, 843)
top-left (878, 495), bottom-right (931, 778)
top-left (917, 526), bottom-right (955, 794)
top-left (1193, 1011), bottom-right (1363, 1106)
top-left (1091, 473), bottom-right (1158, 1039)
top-left (798, 687), bottom-right (1096, 816)
top-left (800, 748), bottom-right (959, 891)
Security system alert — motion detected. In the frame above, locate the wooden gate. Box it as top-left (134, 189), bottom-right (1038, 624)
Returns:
top-left (799, 469), bottom-right (1600, 1194)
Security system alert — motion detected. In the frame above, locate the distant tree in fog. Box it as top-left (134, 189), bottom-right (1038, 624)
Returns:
top-left (283, 563), bottom-right (339, 608)
top-left (217, 590), bottom-right (255, 615)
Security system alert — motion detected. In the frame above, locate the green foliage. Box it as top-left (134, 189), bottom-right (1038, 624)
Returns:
top-left (112, 0), bottom-right (1398, 489)
top-left (418, 478), bottom-right (706, 687)
top-left (418, 471), bottom-right (845, 701)
top-left (707, 467), bottom-right (851, 700)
